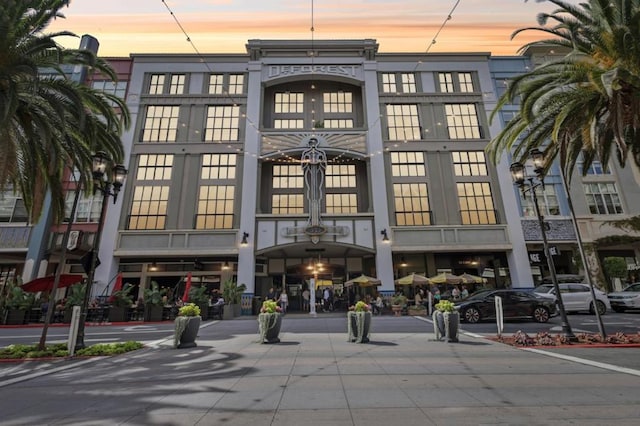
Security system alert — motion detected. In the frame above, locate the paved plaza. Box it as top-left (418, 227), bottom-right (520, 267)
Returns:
top-left (1, 316), bottom-right (639, 425)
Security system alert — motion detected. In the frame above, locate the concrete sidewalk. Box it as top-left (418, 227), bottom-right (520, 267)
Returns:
top-left (1, 318), bottom-right (640, 425)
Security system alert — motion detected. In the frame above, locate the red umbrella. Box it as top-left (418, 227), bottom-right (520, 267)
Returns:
top-left (21, 274), bottom-right (84, 293)
top-left (108, 273), bottom-right (124, 303)
top-left (182, 272), bottom-right (192, 302)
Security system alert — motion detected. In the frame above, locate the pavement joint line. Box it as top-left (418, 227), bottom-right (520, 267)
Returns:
top-left (0, 357), bottom-right (101, 388)
top-left (522, 347), bottom-right (640, 377)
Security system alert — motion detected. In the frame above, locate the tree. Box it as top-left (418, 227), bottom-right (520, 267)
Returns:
top-left (486, 0), bottom-right (640, 180)
top-left (0, 0), bottom-right (130, 223)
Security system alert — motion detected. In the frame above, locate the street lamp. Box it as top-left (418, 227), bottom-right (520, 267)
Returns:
top-left (510, 149), bottom-right (575, 340)
top-left (76, 151), bottom-right (127, 349)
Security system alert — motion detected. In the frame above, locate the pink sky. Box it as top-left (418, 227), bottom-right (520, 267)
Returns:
top-left (48, 0), bottom-right (570, 56)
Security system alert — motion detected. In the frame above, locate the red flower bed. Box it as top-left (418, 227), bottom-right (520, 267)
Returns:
top-left (490, 331), bottom-right (640, 347)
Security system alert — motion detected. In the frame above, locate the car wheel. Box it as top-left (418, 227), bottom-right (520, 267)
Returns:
top-left (463, 307), bottom-right (480, 323)
top-left (612, 306), bottom-right (626, 313)
top-left (533, 306), bottom-right (550, 323)
top-left (590, 300), bottom-right (607, 315)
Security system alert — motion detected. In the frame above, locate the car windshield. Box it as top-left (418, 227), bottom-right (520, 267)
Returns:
top-left (622, 283), bottom-right (640, 292)
top-left (533, 285), bottom-right (553, 294)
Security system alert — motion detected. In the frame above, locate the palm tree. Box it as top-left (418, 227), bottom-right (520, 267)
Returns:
top-left (0, 0), bottom-right (130, 223)
top-left (486, 0), bottom-right (640, 179)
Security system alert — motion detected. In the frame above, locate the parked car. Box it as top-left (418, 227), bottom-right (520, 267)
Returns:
top-left (607, 282), bottom-right (640, 313)
top-left (456, 289), bottom-right (556, 323)
top-left (533, 283), bottom-right (610, 315)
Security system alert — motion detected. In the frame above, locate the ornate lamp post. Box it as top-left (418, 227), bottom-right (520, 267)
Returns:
top-left (75, 151), bottom-right (127, 349)
top-left (510, 149), bottom-right (575, 340)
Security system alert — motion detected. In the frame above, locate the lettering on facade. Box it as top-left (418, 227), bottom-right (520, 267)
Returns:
top-left (268, 65), bottom-right (359, 79)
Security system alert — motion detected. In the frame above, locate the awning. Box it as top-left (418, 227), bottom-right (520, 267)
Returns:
top-left (21, 274), bottom-right (84, 293)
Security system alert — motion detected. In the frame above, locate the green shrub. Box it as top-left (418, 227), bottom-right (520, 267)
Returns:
top-left (0, 341), bottom-right (143, 359)
top-left (178, 303), bottom-right (201, 317)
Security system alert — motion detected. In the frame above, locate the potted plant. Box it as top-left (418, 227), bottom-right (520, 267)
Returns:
top-left (143, 281), bottom-right (166, 322)
top-left (2, 284), bottom-right (34, 325)
top-left (109, 283), bottom-right (134, 322)
top-left (432, 300), bottom-right (459, 342)
top-left (174, 303), bottom-right (201, 348)
top-left (257, 300), bottom-right (282, 344)
top-left (391, 294), bottom-right (407, 317)
top-left (188, 285), bottom-right (210, 321)
top-left (64, 283), bottom-right (87, 323)
top-left (408, 303), bottom-right (427, 316)
top-left (222, 279), bottom-right (246, 319)
top-left (347, 301), bottom-right (372, 343)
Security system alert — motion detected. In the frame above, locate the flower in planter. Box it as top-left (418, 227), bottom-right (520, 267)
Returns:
top-left (260, 300), bottom-right (282, 314)
top-left (349, 301), bottom-right (371, 312)
top-left (178, 303), bottom-right (201, 317)
top-left (434, 300), bottom-right (456, 313)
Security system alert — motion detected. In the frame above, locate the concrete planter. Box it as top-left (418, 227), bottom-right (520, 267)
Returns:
top-left (258, 312), bottom-right (281, 343)
top-left (347, 311), bottom-right (371, 343)
top-left (174, 316), bottom-right (201, 348)
top-left (433, 310), bottom-right (460, 342)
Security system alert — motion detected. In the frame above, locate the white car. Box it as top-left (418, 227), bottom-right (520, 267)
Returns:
top-left (608, 283), bottom-right (640, 313)
top-left (533, 283), bottom-right (610, 315)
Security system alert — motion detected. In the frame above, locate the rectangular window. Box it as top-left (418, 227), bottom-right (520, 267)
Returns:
top-left (323, 119), bottom-right (353, 129)
top-left (228, 74), bottom-right (245, 95)
top-left (201, 154), bottom-right (237, 180)
top-left (169, 74), bottom-right (185, 95)
top-left (326, 165), bottom-right (356, 188)
top-left (195, 185), bottom-right (234, 229)
top-left (326, 194), bottom-right (357, 214)
top-left (136, 154), bottom-right (173, 180)
top-left (381, 73), bottom-right (396, 93)
top-left (445, 104), bottom-right (481, 139)
top-left (148, 74), bottom-right (165, 95)
top-left (401, 73), bottom-right (416, 93)
top-left (520, 186), bottom-right (560, 217)
top-left (457, 182), bottom-right (497, 224)
top-left (204, 105), bottom-right (240, 141)
top-left (92, 80), bottom-right (127, 107)
top-left (386, 104), bottom-right (421, 141)
top-left (458, 72), bottom-right (474, 92)
top-left (274, 119), bottom-right (304, 129)
top-left (128, 186), bottom-right (169, 230)
top-left (272, 165), bottom-right (303, 189)
top-left (452, 151), bottom-right (487, 176)
top-left (275, 92), bottom-right (304, 113)
top-left (584, 183), bottom-right (623, 214)
top-left (578, 159), bottom-right (610, 175)
top-left (65, 191), bottom-right (102, 223)
top-left (272, 194), bottom-right (304, 214)
top-left (0, 193), bottom-right (28, 223)
top-left (323, 92), bottom-right (352, 113)
top-left (208, 74), bottom-right (224, 94)
top-left (142, 105), bottom-right (179, 142)
top-left (393, 183), bottom-right (431, 226)
top-left (391, 152), bottom-right (425, 177)
top-left (438, 73), bottom-right (454, 93)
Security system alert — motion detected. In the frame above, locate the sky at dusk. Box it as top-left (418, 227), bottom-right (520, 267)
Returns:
top-left (48, 0), bottom-right (575, 57)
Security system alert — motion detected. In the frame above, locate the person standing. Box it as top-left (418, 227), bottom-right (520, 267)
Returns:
top-left (278, 290), bottom-right (288, 314)
top-left (323, 287), bottom-right (330, 312)
top-left (266, 287), bottom-right (276, 301)
top-left (302, 287), bottom-right (310, 311)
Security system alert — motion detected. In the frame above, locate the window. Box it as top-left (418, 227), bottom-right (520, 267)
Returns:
top-left (386, 104), bottom-right (421, 140)
top-left (326, 194), bottom-right (357, 213)
top-left (323, 119), bottom-right (353, 129)
top-left (136, 154), bottom-right (173, 180)
top-left (458, 73), bottom-right (474, 92)
top-left (142, 106), bottom-right (179, 142)
top-left (0, 192), bottom-right (28, 223)
top-left (148, 74), bottom-right (165, 95)
top-left (457, 183), bottom-right (497, 224)
top-left (65, 191), bottom-right (102, 223)
top-left (326, 165), bottom-right (356, 188)
top-left (272, 165), bottom-right (304, 214)
top-left (438, 72), bottom-right (475, 93)
top-left (393, 183), bottom-right (431, 225)
top-left (401, 73), bottom-right (416, 93)
top-left (169, 74), bottom-right (185, 95)
top-left (228, 74), bottom-right (244, 95)
top-left (325, 165), bottom-right (358, 213)
top-left (391, 152), bottom-right (425, 177)
top-left (577, 159), bottom-right (610, 175)
top-left (323, 92), bottom-right (352, 113)
top-left (381, 73), bottom-right (396, 93)
top-left (452, 151), bottom-right (487, 176)
top-left (128, 186), bottom-right (169, 230)
top-left (445, 104), bottom-right (481, 139)
top-left (92, 80), bottom-right (127, 106)
top-left (519, 185), bottom-right (560, 217)
top-left (438, 73), bottom-right (454, 93)
top-left (204, 105), bottom-right (240, 141)
top-left (201, 154), bottom-right (236, 180)
top-left (208, 74), bottom-right (224, 94)
top-left (381, 72), bottom-right (417, 93)
top-left (195, 186), bottom-right (234, 229)
top-left (584, 183), bottom-right (623, 214)
top-left (274, 119), bottom-right (304, 129)
top-left (275, 92), bottom-right (304, 113)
